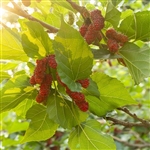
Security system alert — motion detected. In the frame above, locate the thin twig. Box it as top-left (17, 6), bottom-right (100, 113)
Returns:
top-left (118, 107), bottom-right (150, 127)
top-left (66, 0), bottom-right (90, 19)
top-left (106, 117), bottom-right (145, 127)
top-left (112, 136), bottom-right (150, 148)
top-left (129, 130), bottom-right (147, 144)
top-left (0, 21), bottom-right (8, 28)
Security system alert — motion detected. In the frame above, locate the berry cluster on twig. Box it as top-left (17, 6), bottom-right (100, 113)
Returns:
top-left (30, 55), bottom-right (90, 112)
top-left (30, 55), bottom-right (57, 103)
top-left (106, 28), bottom-right (128, 53)
top-left (79, 9), bottom-right (104, 45)
top-left (57, 73), bottom-right (90, 112)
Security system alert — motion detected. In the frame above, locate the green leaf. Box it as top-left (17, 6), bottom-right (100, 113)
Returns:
top-left (7, 121), bottom-right (29, 134)
top-left (86, 72), bottom-right (136, 116)
top-left (21, 34), bottom-right (41, 58)
top-left (22, 104), bottom-right (58, 143)
top-left (69, 120), bottom-right (116, 150)
top-left (46, 13), bottom-right (61, 28)
top-left (54, 18), bottom-right (93, 91)
top-left (92, 48), bottom-right (121, 59)
top-left (22, 21), bottom-right (53, 58)
top-left (134, 11), bottom-right (150, 41)
top-left (13, 99), bottom-right (35, 117)
top-left (0, 71), bottom-right (10, 82)
top-left (32, 0), bottom-right (52, 15)
top-left (118, 14), bottom-right (135, 39)
top-left (119, 43), bottom-right (150, 84)
top-left (111, 0), bottom-right (122, 6)
top-left (0, 75), bottom-right (36, 113)
top-left (1, 62), bottom-right (18, 71)
top-left (119, 11), bottom-right (150, 41)
top-left (105, 1), bottom-right (121, 27)
top-left (52, 0), bottom-right (75, 12)
top-left (2, 136), bottom-right (23, 147)
top-left (1, 28), bottom-right (28, 61)
top-left (47, 95), bottom-right (88, 129)
top-left (32, 12), bottom-right (61, 28)
top-left (84, 78), bottom-right (100, 98)
top-left (121, 9), bottom-right (134, 20)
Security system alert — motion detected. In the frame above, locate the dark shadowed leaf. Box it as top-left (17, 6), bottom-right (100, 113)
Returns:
top-left (47, 94), bottom-right (88, 129)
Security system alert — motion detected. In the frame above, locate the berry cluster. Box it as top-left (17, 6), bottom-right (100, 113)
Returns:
top-left (106, 28), bottom-right (128, 53)
top-left (66, 87), bottom-right (89, 112)
top-left (30, 55), bottom-right (89, 112)
top-left (77, 79), bottom-right (90, 88)
top-left (30, 55), bottom-right (57, 103)
top-left (79, 9), bottom-right (104, 44)
top-left (57, 74), bottom-right (90, 112)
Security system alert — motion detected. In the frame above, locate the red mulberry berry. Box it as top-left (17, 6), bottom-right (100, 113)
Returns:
top-left (34, 58), bottom-right (48, 84)
top-left (77, 101), bottom-right (89, 112)
top-left (84, 25), bottom-right (96, 44)
top-left (107, 39), bottom-right (119, 53)
top-left (90, 9), bottom-right (102, 20)
top-left (67, 90), bottom-right (85, 102)
top-left (77, 78), bottom-right (89, 88)
top-left (48, 55), bottom-right (57, 69)
top-left (93, 18), bottom-right (104, 31)
top-left (106, 28), bottom-right (118, 39)
top-left (96, 32), bottom-right (102, 41)
top-left (79, 25), bottom-right (88, 37)
top-left (116, 34), bottom-right (128, 43)
top-left (36, 94), bottom-right (47, 103)
top-left (30, 75), bottom-right (36, 85)
top-left (38, 74), bottom-right (52, 100)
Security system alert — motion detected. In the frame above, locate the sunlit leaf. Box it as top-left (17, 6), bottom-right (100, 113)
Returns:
top-left (84, 78), bottom-right (100, 98)
top-left (0, 71), bottom-right (10, 82)
top-left (22, 104), bottom-right (58, 143)
top-left (0, 75), bottom-right (36, 113)
top-left (86, 72), bottom-right (136, 116)
top-left (69, 120), bottom-right (116, 150)
top-left (105, 1), bottom-right (121, 27)
top-left (22, 21), bottom-right (53, 58)
top-left (119, 43), bottom-right (150, 84)
top-left (119, 11), bottom-right (150, 41)
top-left (13, 99), bottom-right (35, 117)
top-left (1, 29), bottom-right (28, 61)
top-left (54, 18), bottom-right (93, 91)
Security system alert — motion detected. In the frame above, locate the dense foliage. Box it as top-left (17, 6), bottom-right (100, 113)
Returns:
top-left (0, 0), bottom-right (150, 149)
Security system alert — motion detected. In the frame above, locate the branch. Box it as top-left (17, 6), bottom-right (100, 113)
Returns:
top-left (118, 107), bottom-right (150, 127)
top-left (0, 21), bottom-right (8, 28)
top-left (3, 1), bottom-right (59, 33)
top-left (106, 117), bottom-right (145, 127)
top-left (129, 130), bottom-right (147, 144)
top-left (66, 0), bottom-right (90, 19)
top-left (112, 136), bottom-right (150, 148)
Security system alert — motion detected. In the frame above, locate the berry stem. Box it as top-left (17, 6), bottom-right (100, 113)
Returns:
top-left (66, 0), bottom-right (90, 20)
